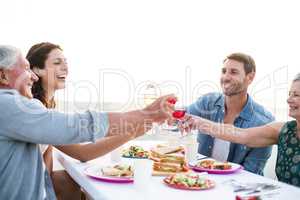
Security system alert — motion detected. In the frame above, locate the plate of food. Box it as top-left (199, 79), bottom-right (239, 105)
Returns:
top-left (189, 158), bottom-right (243, 174)
top-left (84, 164), bottom-right (134, 183)
top-left (163, 173), bottom-right (215, 190)
top-left (122, 145), bottom-right (149, 159)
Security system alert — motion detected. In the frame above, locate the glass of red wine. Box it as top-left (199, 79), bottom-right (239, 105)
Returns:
top-left (167, 98), bottom-right (196, 139)
top-left (167, 98), bottom-right (187, 131)
top-left (172, 108), bottom-right (186, 119)
top-left (168, 98), bottom-right (186, 119)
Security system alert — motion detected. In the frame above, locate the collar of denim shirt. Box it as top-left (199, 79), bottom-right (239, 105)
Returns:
top-left (214, 93), bottom-right (254, 121)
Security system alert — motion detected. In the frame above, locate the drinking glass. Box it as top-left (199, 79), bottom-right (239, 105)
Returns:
top-left (133, 159), bottom-right (153, 190)
top-left (167, 99), bottom-right (187, 132)
top-left (143, 84), bottom-right (160, 135)
top-left (110, 146), bottom-right (123, 163)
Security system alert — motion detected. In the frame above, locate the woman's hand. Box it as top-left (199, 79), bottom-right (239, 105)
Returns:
top-left (177, 114), bottom-right (199, 135)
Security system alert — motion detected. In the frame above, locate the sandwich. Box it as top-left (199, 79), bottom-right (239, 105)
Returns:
top-left (150, 145), bottom-right (189, 174)
top-left (196, 159), bottom-right (232, 170)
top-left (101, 164), bottom-right (133, 177)
top-left (153, 161), bottom-right (188, 173)
top-left (196, 159), bottom-right (215, 169)
top-left (151, 144), bottom-right (185, 155)
top-left (212, 161), bottom-right (232, 170)
top-left (151, 152), bottom-right (185, 164)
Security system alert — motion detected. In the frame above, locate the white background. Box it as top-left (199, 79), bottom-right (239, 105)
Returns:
top-left (1, 0), bottom-right (300, 120)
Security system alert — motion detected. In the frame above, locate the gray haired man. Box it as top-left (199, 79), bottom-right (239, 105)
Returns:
top-left (0, 45), bottom-right (175, 200)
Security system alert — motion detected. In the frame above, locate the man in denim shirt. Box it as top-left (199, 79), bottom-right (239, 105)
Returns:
top-left (187, 53), bottom-right (274, 175)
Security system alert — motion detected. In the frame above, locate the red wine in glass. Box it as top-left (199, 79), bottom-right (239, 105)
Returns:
top-left (168, 98), bottom-right (177, 105)
top-left (172, 109), bottom-right (186, 119)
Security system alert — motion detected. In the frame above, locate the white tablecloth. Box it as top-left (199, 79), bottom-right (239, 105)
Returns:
top-left (55, 141), bottom-right (300, 200)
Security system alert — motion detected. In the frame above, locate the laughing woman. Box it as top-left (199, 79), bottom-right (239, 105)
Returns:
top-left (180, 73), bottom-right (300, 187)
top-left (26, 42), bottom-right (136, 199)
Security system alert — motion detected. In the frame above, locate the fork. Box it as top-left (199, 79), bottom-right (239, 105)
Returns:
top-left (245, 184), bottom-right (280, 195)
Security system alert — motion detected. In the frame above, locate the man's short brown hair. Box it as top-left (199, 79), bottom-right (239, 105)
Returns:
top-left (224, 53), bottom-right (256, 74)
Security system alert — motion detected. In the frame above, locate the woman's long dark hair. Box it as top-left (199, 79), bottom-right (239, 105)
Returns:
top-left (26, 42), bottom-right (62, 108)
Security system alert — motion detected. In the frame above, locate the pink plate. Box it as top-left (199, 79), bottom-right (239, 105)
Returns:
top-left (189, 160), bottom-right (243, 174)
top-left (163, 176), bottom-right (215, 190)
top-left (84, 165), bottom-right (134, 183)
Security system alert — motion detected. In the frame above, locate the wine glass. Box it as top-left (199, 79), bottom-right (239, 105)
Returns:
top-left (143, 84), bottom-right (158, 106)
top-left (172, 108), bottom-right (186, 119)
top-left (167, 98), bottom-right (186, 120)
top-left (165, 98), bottom-right (187, 132)
top-left (143, 84), bottom-right (159, 135)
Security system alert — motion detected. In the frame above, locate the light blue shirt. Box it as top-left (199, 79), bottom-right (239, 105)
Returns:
top-left (0, 89), bottom-right (109, 200)
top-left (187, 92), bottom-right (275, 175)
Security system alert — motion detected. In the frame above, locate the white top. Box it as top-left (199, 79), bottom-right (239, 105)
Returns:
top-left (39, 144), bottom-right (49, 199)
top-left (40, 144), bottom-right (49, 154)
top-left (211, 138), bottom-right (230, 162)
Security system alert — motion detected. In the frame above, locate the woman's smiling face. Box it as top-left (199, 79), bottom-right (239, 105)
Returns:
top-left (287, 81), bottom-right (300, 120)
top-left (39, 48), bottom-right (68, 92)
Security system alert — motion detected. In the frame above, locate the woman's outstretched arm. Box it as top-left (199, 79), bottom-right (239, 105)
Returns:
top-left (180, 115), bottom-right (284, 147)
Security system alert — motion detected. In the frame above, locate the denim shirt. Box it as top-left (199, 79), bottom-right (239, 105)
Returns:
top-left (187, 92), bottom-right (275, 175)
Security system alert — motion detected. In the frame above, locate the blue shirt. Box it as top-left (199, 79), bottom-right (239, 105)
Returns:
top-left (0, 89), bottom-right (109, 200)
top-left (187, 92), bottom-right (275, 175)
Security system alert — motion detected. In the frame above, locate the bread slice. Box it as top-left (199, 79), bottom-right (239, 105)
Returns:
top-left (151, 145), bottom-right (184, 155)
top-left (213, 162), bottom-right (232, 170)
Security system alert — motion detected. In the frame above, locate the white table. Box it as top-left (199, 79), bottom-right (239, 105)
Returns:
top-left (55, 141), bottom-right (300, 200)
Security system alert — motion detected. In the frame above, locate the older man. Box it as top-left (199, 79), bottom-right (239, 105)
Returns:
top-left (187, 53), bottom-right (274, 175)
top-left (0, 45), bottom-right (175, 200)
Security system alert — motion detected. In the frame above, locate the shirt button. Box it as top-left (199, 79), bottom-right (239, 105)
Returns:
top-left (209, 146), bottom-right (212, 149)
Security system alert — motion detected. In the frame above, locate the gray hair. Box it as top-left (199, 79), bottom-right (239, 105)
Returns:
top-left (0, 45), bottom-right (20, 70)
top-left (293, 73), bottom-right (300, 82)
